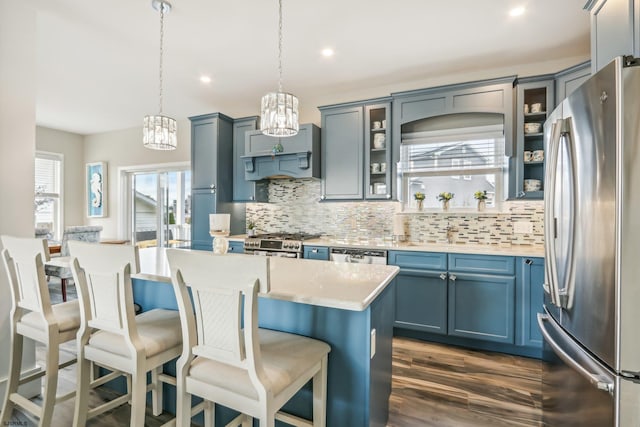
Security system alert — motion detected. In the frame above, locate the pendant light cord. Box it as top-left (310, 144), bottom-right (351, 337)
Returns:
top-left (278, 0), bottom-right (283, 93)
top-left (159, 3), bottom-right (165, 114)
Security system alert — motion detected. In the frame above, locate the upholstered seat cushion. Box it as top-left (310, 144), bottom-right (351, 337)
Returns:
top-left (20, 300), bottom-right (81, 333)
top-left (88, 309), bottom-right (181, 358)
top-left (187, 328), bottom-right (331, 400)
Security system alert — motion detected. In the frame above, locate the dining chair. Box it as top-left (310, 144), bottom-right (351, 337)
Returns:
top-left (0, 236), bottom-right (81, 427)
top-left (45, 225), bottom-right (102, 302)
top-left (166, 250), bottom-right (331, 427)
top-left (68, 241), bottom-right (181, 427)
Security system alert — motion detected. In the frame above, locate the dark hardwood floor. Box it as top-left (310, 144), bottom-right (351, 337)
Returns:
top-left (387, 337), bottom-right (543, 427)
top-left (10, 279), bottom-right (543, 426)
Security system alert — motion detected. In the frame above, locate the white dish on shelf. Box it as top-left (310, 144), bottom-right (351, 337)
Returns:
top-left (524, 123), bottom-right (542, 134)
top-left (373, 133), bottom-right (385, 149)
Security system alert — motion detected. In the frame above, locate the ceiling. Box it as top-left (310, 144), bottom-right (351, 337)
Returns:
top-left (34, 0), bottom-right (591, 135)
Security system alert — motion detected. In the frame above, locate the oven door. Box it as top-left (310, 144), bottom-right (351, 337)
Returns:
top-left (249, 250), bottom-right (300, 258)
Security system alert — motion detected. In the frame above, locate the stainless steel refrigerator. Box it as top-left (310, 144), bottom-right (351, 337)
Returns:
top-left (539, 56), bottom-right (640, 426)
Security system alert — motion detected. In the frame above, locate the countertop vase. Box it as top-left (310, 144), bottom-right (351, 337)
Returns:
top-left (442, 200), bottom-right (450, 211)
top-left (477, 200), bottom-right (486, 212)
top-left (417, 200), bottom-right (424, 211)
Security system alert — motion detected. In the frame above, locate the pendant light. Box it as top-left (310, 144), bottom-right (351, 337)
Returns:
top-left (143, 0), bottom-right (177, 150)
top-left (260, 0), bottom-right (299, 137)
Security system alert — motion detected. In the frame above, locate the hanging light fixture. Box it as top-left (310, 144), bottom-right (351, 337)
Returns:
top-left (260, 0), bottom-right (299, 137)
top-left (143, 0), bottom-right (177, 150)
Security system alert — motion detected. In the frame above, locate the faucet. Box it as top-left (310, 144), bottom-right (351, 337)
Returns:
top-left (445, 223), bottom-right (458, 244)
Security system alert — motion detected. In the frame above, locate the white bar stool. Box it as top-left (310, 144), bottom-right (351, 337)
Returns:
top-left (68, 241), bottom-right (182, 427)
top-left (0, 236), bottom-right (81, 427)
top-left (166, 250), bottom-right (330, 427)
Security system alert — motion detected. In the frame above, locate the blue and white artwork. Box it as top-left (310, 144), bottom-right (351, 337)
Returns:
top-left (86, 162), bottom-right (107, 217)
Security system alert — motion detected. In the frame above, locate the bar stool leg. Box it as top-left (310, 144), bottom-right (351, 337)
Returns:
top-left (39, 342), bottom-right (60, 427)
top-left (0, 332), bottom-right (23, 424)
top-left (151, 366), bottom-right (163, 416)
top-left (130, 368), bottom-right (147, 427)
top-left (73, 351), bottom-right (92, 427)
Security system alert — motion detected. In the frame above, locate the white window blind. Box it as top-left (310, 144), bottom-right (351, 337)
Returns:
top-left (400, 124), bottom-right (505, 175)
top-left (35, 155), bottom-right (61, 194)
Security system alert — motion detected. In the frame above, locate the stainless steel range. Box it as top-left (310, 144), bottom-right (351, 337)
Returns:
top-left (244, 233), bottom-right (321, 258)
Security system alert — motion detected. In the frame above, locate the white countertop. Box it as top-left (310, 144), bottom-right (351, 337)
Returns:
top-left (228, 235), bottom-right (544, 258)
top-left (133, 247), bottom-right (400, 312)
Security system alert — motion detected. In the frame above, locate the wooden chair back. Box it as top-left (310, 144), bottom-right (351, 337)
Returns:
top-left (166, 250), bottom-right (269, 370)
top-left (1, 236), bottom-right (51, 313)
top-left (68, 241), bottom-right (139, 336)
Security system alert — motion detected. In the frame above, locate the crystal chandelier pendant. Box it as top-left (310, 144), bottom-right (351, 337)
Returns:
top-left (261, 91), bottom-right (299, 137)
top-left (260, 0), bottom-right (299, 137)
top-left (144, 0), bottom-right (177, 151)
top-left (143, 115), bottom-right (177, 150)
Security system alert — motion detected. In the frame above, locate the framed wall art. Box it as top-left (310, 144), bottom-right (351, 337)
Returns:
top-left (86, 161), bottom-right (107, 217)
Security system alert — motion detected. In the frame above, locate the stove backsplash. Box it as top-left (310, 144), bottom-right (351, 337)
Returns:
top-left (245, 179), bottom-right (544, 247)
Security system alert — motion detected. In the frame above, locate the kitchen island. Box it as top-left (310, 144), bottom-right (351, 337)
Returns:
top-left (130, 248), bottom-right (400, 427)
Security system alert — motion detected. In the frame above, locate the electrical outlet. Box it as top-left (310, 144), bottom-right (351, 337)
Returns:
top-left (514, 221), bottom-right (533, 234)
top-left (370, 329), bottom-right (376, 359)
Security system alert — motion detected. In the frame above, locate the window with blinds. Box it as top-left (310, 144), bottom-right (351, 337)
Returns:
top-left (399, 124), bottom-right (506, 210)
top-left (35, 152), bottom-right (62, 239)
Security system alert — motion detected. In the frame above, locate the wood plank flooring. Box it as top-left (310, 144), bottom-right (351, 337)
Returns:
top-left (388, 337), bottom-right (543, 427)
top-left (9, 278), bottom-right (543, 426)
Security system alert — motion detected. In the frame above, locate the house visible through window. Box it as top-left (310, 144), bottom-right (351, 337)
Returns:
top-left (400, 124), bottom-right (506, 209)
top-left (35, 152), bottom-right (63, 240)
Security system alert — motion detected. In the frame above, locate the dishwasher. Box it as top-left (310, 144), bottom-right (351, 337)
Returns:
top-left (329, 247), bottom-right (387, 265)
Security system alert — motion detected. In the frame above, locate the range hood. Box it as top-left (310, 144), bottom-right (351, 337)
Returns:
top-left (242, 123), bottom-right (320, 180)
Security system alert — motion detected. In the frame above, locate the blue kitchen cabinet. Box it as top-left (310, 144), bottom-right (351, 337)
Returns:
top-left (227, 240), bottom-right (244, 254)
top-left (516, 257), bottom-right (544, 348)
top-left (555, 61), bottom-right (591, 105)
top-left (233, 117), bottom-right (268, 202)
top-left (319, 98), bottom-right (393, 201)
top-left (190, 113), bottom-right (245, 250)
top-left (510, 77), bottom-right (554, 200)
top-left (191, 189), bottom-right (216, 251)
top-left (303, 245), bottom-right (329, 260)
top-left (394, 269), bottom-right (448, 335)
top-left (447, 272), bottom-right (515, 344)
top-left (388, 251), bottom-right (448, 334)
top-left (320, 104), bottom-right (364, 200)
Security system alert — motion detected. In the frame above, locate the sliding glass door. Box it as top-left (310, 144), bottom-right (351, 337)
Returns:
top-left (130, 168), bottom-right (191, 248)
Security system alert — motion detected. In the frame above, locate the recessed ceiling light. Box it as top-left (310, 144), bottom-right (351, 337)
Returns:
top-left (321, 48), bottom-right (334, 57)
top-left (200, 75), bottom-right (212, 84)
top-left (509, 6), bottom-right (525, 17)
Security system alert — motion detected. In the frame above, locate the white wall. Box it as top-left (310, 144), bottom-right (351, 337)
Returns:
top-left (0, 0), bottom-right (39, 401)
top-left (36, 126), bottom-right (85, 227)
top-left (83, 119), bottom-right (191, 238)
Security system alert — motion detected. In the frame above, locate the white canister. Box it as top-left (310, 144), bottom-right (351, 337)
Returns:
top-left (524, 151), bottom-right (533, 162)
top-left (371, 163), bottom-right (381, 173)
top-left (533, 150), bottom-right (544, 162)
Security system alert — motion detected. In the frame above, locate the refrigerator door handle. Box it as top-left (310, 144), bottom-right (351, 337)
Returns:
top-left (544, 119), bottom-right (563, 307)
top-left (538, 313), bottom-right (615, 395)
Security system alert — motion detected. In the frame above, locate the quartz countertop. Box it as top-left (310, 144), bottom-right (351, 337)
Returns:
top-left (132, 247), bottom-right (400, 312)
top-left (228, 234), bottom-right (544, 258)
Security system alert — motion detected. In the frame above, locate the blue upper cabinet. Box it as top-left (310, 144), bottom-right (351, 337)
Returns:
top-left (320, 104), bottom-right (364, 200)
top-left (319, 98), bottom-right (393, 201)
top-left (510, 77), bottom-right (554, 200)
top-left (233, 117), bottom-right (268, 202)
top-left (190, 113), bottom-right (245, 249)
top-left (555, 61), bottom-right (591, 105)
top-left (586, 0), bottom-right (639, 73)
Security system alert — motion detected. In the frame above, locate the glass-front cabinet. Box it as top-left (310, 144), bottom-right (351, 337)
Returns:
top-left (364, 102), bottom-right (392, 199)
top-left (514, 78), bottom-right (554, 200)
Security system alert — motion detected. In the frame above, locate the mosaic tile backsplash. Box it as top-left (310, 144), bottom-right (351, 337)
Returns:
top-left (246, 179), bottom-right (544, 247)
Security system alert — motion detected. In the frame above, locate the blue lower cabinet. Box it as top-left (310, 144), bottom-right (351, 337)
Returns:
top-left (227, 241), bottom-right (244, 254)
top-left (516, 257), bottom-right (545, 348)
top-left (191, 189), bottom-right (216, 251)
top-left (394, 269), bottom-right (447, 335)
top-left (447, 272), bottom-right (515, 344)
top-left (303, 245), bottom-right (329, 260)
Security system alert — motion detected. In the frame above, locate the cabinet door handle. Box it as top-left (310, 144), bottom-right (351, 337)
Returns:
top-left (525, 259), bottom-right (533, 265)
top-left (439, 273), bottom-right (447, 280)
top-left (386, 194), bottom-right (392, 199)
top-left (209, 184), bottom-right (216, 194)
top-left (250, 196), bottom-right (255, 201)
top-left (449, 274), bottom-right (457, 281)
top-left (320, 195), bottom-right (326, 201)
top-left (311, 248), bottom-right (318, 253)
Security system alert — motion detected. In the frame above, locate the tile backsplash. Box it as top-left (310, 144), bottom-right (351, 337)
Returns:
top-left (246, 179), bottom-right (544, 247)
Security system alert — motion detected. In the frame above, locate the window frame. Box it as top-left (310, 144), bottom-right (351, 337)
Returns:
top-left (34, 151), bottom-right (64, 239)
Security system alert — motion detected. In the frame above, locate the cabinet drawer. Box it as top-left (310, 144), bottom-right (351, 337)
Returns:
top-left (448, 253), bottom-right (515, 275)
top-left (388, 251), bottom-right (447, 270)
top-left (227, 241), bottom-right (244, 254)
top-left (303, 246), bottom-right (329, 261)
